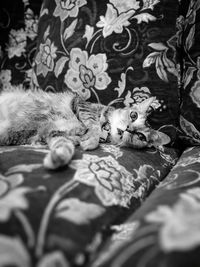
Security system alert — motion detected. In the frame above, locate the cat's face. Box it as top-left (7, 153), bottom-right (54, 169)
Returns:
top-left (100, 97), bottom-right (170, 148)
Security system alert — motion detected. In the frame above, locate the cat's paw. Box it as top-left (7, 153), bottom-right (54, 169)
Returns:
top-left (70, 124), bottom-right (87, 136)
top-left (80, 136), bottom-right (99, 150)
top-left (43, 144), bottom-right (74, 170)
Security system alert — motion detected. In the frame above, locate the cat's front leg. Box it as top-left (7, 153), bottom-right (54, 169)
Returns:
top-left (80, 126), bottom-right (101, 150)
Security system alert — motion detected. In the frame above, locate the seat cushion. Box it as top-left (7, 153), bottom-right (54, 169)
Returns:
top-left (0, 144), bottom-right (179, 266)
top-left (89, 146), bottom-right (200, 267)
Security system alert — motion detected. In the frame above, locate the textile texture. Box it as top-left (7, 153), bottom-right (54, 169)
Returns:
top-left (89, 146), bottom-right (200, 267)
top-left (178, 0), bottom-right (200, 145)
top-left (0, 0), bottom-right (42, 89)
top-left (0, 145), bottom-right (178, 266)
top-left (32, 0), bottom-right (180, 143)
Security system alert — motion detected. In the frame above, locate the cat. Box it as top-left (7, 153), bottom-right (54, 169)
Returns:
top-left (0, 89), bottom-right (170, 169)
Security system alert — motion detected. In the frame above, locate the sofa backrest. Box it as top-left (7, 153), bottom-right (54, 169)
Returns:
top-left (2, 0), bottom-right (198, 146)
top-left (178, 0), bottom-right (200, 145)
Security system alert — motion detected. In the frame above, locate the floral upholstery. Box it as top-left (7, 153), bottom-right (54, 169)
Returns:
top-left (32, 0), bottom-right (180, 142)
top-left (89, 146), bottom-right (200, 267)
top-left (1, 0), bottom-right (200, 266)
top-left (178, 1), bottom-right (200, 145)
top-left (0, 0), bottom-right (41, 90)
top-left (0, 145), bottom-right (178, 266)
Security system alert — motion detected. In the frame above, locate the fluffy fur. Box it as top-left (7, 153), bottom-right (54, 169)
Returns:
top-left (0, 89), bottom-right (170, 169)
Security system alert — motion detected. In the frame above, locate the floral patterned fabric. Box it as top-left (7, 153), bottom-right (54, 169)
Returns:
top-left (178, 0), bottom-right (200, 145)
top-left (32, 0), bottom-right (180, 143)
top-left (0, 145), bottom-right (178, 267)
top-left (0, 0), bottom-right (42, 90)
top-left (2, 0), bottom-right (200, 266)
top-left (89, 146), bottom-right (200, 267)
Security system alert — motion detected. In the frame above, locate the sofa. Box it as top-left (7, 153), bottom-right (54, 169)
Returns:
top-left (0, 0), bottom-right (200, 266)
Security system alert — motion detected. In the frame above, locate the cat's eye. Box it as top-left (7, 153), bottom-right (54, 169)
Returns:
top-left (102, 122), bottom-right (110, 131)
top-left (137, 132), bottom-right (146, 142)
top-left (130, 111), bottom-right (138, 122)
top-left (117, 128), bottom-right (124, 136)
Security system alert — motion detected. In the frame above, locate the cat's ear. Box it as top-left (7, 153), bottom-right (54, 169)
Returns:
top-left (100, 106), bottom-right (115, 125)
top-left (149, 130), bottom-right (171, 147)
top-left (139, 97), bottom-right (156, 113)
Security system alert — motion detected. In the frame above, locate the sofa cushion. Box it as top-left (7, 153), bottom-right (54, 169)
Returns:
top-left (32, 0), bottom-right (180, 143)
top-left (89, 146), bottom-right (200, 267)
top-left (178, 1), bottom-right (200, 145)
top-left (0, 144), bottom-right (178, 266)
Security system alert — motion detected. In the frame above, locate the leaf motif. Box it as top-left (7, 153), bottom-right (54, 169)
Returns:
top-left (114, 67), bottom-right (133, 97)
top-left (6, 174), bottom-right (24, 188)
top-left (184, 67), bottom-right (196, 89)
top-left (40, 8), bottom-right (49, 17)
top-left (186, 25), bottom-right (195, 51)
top-left (143, 52), bottom-right (160, 68)
top-left (0, 235), bottom-right (30, 267)
top-left (134, 13), bottom-right (157, 24)
top-left (163, 52), bottom-right (177, 76)
top-left (63, 19), bottom-right (78, 41)
top-left (0, 180), bottom-right (9, 196)
top-left (37, 251), bottom-right (69, 267)
top-left (124, 91), bottom-right (134, 106)
top-left (96, 4), bottom-right (134, 37)
top-left (44, 26), bottom-right (50, 40)
top-left (55, 198), bottom-right (105, 225)
top-left (156, 56), bottom-right (168, 82)
top-left (5, 164), bottom-right (42, 175)
top-left (0, 148), bottom-right (16, 154)
top-left (54, 57), bottom-right (69, 78)
top-left (142, 0), bottom-right (160, 10)
top-left (83, 25), bottom-right (94, 45)
top-left (148, 43), bottom-right (168, 51)
top-left (180, 115), bottom-right (200, 141)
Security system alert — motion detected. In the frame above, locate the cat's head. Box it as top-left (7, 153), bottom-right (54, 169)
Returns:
top-left (100, 97), bottom-right (171, 148)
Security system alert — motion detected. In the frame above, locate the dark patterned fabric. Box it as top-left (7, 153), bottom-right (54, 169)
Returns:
top-left (0, 145), bottom-right (178, 266)
top-left (89, 146), bottom-right (200, 267)
top-left (2, 0), bottom-right (200, 266)
top-left (0, 0), bottom-right (42, 90)
top-left (32, 0), bottom-right (180, 143)
top-left (178, 0), bottom-right (200, 145)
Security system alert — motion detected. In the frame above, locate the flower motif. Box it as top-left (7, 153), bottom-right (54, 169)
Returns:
top-left (100, 144), bottom-right (123, 159)
top-left (146, 187), bottom-right (200, 251)
top-left (0, 173), bottom-right (29, 222)
top-left (6, 29), bottom-right (27, 58)
top-left (0, 235), bottom-right (31, 267)
top-left (0, 235), bottom-right (69, 267)
top-left (132, 164), bottom-right (160, 198)
top-left (190, 80), bottom-right (200, 108)
top-left (110, 0), bottom-right (140, 14)
top-left (0, 69), bottom-right (12, 91)
top-left (53, 0), bottom-right (87, 22)
top-left (70, 154), bottom-right (135, 207)
top-left (25, 8), bottom-right (38, 40)
top-left (35, 38), bottom-right (57, 77)
top-left (55, 198), bottom-right (105, 224)
top-left (111, 221), bottom-right (140, 241)
top-left (64, 48), bottom-right (111, 99)
top-left (96, 4), bottom-right (135, 38)
top-left (0, 183), bottom-right (29, 222)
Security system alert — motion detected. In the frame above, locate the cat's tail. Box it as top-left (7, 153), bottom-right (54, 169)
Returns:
top-left (43, 135), bottom-right (76, 170)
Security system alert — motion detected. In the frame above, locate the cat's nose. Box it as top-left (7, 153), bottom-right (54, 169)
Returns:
top-left (125, 126), bottom-right (135, 134)
top-left (117, 128), bottom-right (124, 135)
